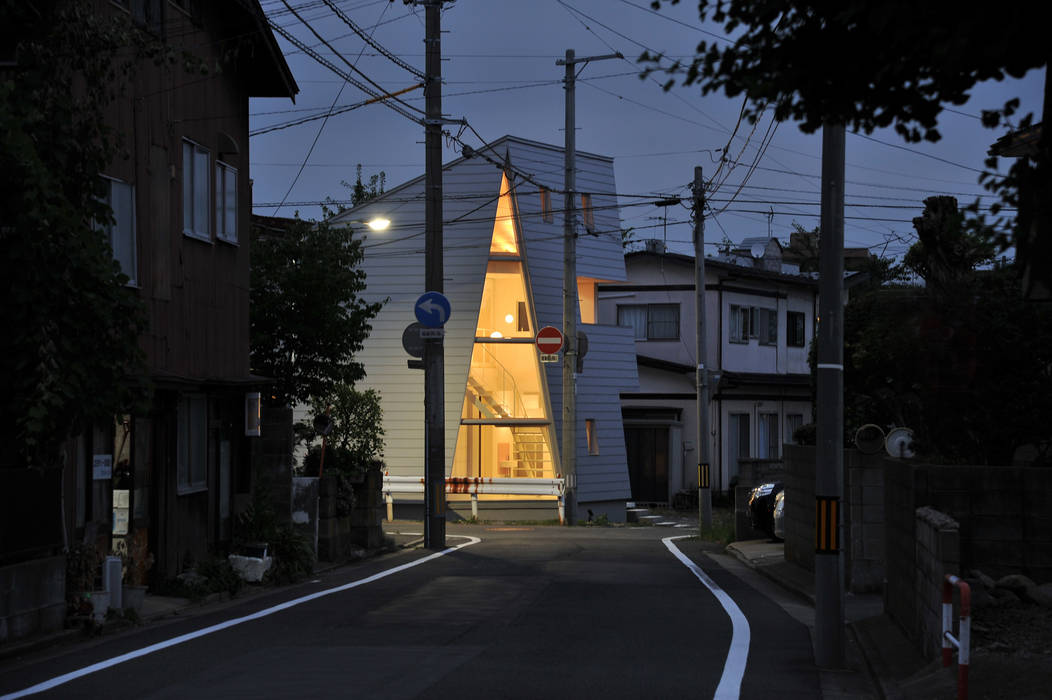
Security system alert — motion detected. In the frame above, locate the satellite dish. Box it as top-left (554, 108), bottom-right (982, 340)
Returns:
top-left (750, 243), bottom-right (766, 259)
top-left (885, 427), bottom-right (915, 459)
top-left (854, 424), bottom-right (885, 455)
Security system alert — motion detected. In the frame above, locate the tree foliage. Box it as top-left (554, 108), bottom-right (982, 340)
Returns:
top-left (644, 0), bottom-right (1051, 293)
top-left (249, 216), bottom-right (383, 407)
top-left (843, 198), bottom-right (1052, 465)
top-left (0, 2), bottom-right (157, 468)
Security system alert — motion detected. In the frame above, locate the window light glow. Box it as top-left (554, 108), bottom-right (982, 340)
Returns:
top-left (490, 331), bottom-right (503, 338)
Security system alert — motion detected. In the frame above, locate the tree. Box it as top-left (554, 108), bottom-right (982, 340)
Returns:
top-left (249, 215), bottom-right (383, 408)
top-left (643, 0), bottom-right (1050, 293)
top-left (0, 3), bottom-right (158, 468)
top-left (842, 197), bottom-right (1052, 465)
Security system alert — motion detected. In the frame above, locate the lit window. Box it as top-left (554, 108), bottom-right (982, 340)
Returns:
top-left (182, 139), bottom-right (211, 240)
top-left (215, 161), bottom-right (238, 244)
top-left (580, 193), bottom-right (595, 233)
top-left (586, 419), bottom-right (599, 455)
top-left (540, 186), bottom-right (553, 223)
top-left (99, 176), bottom-right (137, 285)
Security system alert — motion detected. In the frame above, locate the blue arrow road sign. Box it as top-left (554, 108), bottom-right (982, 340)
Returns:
top-left (414, 291), bottom-right (451, 328)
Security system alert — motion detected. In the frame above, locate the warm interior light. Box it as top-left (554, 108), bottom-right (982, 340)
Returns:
top-left (366, 217), bottom-right (390, 231)
top-left (490, 331), bottom-right (503, 338)
top-left (505, 314), bottom-right (514, 324)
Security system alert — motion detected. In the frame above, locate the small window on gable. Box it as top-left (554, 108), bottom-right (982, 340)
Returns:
top-left (540, 186), bottom-right (553, 223)
top-left (215, 161), bottom-right (238, 244)
top-left (586, 419), bottom-right (599, 455)
top-left (580, 192), bottom-right (595, 233)
top-left (183, 139), bottom-right (211, 241)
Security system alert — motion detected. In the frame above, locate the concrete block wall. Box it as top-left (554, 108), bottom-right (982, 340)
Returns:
top-left (913, 507), bottom-right (960, 659)
top-left (845, 450), bottom-right (886, 593)
top-left (317, 470), bottom-right (384, 559)
top-left (0, 556), bottom-right (65, 645)
top-left (783, 445), bottom-right (815, 573)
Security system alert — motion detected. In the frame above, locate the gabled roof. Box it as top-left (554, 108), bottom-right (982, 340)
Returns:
top-left (224, 0), bottom-right (298, 100)
top-left (624, 249), bottom-right (820, 287)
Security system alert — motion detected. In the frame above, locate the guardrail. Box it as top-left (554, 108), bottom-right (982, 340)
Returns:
top-left (942, 574), bottom-right (972, 700)
top-left (382, 474), bottom-right (566, 522)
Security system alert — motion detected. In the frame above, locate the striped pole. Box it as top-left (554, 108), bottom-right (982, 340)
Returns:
top-left (942, 574), bottom-right (971, 700)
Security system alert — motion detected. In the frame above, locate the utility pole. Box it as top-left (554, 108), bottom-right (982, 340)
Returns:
top-left (693, 167), bottom-right (712, 529)
top-left (815, 122), bottom-right (846, 667)
top-left (423, 0), bottom-right (445, 549)
top-left (556, 49), bottom-right (620, 525)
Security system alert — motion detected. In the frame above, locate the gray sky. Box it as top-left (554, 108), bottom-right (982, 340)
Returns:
top-left (250, 0), bottom-right (1046, 260)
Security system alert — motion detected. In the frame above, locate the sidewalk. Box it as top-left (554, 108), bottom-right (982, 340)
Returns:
top-left (725, 539), bottom-right (957, 700)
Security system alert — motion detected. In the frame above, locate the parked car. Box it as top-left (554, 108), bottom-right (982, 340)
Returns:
top-left (747, 481), bottom-right (784, 539)
top-left (772, 490), bottom-right (785, 541)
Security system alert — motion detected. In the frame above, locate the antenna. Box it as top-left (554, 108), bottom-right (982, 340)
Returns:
top-left (885, 427), bottom-right (915, 459)
top-left (853, 424), bottom-right (885, 455)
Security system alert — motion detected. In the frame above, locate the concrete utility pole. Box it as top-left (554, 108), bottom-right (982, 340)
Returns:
top-left (815, 122), bottom-right (846, 667)
top-left (423, 0), bottom-right (445, 549)
top-left (693, 167), bottom-right (712, 529)
top-left (556, 49), bottom-right (620, 525)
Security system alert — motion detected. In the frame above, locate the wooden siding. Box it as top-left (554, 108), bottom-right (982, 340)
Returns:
top-left (334, 137), bottom-right (637, 502)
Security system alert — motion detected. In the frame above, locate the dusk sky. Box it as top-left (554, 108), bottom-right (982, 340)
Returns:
top-left (250, 0), bottom-right (1046, 260)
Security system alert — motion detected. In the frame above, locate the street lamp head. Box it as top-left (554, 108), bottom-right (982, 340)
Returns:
top-left (365, 217), bottom-right (390, 232)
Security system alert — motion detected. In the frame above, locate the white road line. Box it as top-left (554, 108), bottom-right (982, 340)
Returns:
top-left (663, 536), bottom-right (751, 700)
top-left (1, 536), bottom-right (482, 699)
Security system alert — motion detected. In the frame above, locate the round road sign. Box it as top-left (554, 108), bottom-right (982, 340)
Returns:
top-left (536, 325), bottom-right (563, 354)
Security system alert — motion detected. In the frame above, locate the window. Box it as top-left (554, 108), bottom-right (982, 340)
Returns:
top-left (788, 311), bottom-right (806, 347)
top-left (729, 413), bottom-right (750, 480)
top-left (730, 305), bottom-right (752, 343)
top-left (215, 161), bottom-right (238, 243)
top-left (182, 139), bottom-right (211, 240)
top-left (99, 177), bottom-right (137, 285)
top-left (586, 419), bottom-right (599, 455)
top-left (758, 308), bottom-right (777, 345)
top-left (618, 304), bottom-right (679, 340)
top-left (540, 186), bottom-right (553, 223)
top-left (730, 305), bottom-right (777, 344)
top-left (580, 192), bottom-right (595, 233)
top-left (177, 396), bottom-right (208, 493)
top-left (757, 413), bottom-right (779, 459)
top-left (786, 414), bottom-right (804, 443)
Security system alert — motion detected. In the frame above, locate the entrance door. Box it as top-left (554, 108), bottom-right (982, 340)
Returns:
top-left (624, 425), bottom-right (669, 503)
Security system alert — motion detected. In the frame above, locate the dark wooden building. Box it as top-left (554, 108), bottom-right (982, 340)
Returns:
top-left (61, 0), bottom-right (297, 581)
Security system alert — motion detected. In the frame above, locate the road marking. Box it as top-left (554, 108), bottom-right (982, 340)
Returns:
top-left (1, 536), bottom-right (482, 699)
top-left (663, 536), bottom-right (751, 700)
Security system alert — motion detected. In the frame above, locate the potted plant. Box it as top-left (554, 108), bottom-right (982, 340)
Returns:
top-left (121, 529), bottom-right (153, 613)
top-left (66, 540), bottom-right (108, 623)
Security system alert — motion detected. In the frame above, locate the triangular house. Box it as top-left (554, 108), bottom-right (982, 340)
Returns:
top-left (331, 136), bottom-right (639, 521)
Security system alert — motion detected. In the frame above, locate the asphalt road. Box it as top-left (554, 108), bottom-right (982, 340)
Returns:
top-left (0, 525), bottom-right (819, 699)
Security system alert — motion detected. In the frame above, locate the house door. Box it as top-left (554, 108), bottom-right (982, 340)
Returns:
top-left (624, 425), bottom-right (669, 503)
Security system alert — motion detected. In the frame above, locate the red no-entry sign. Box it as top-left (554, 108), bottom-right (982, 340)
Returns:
top-left (536, 325), bottom-right (564, 354)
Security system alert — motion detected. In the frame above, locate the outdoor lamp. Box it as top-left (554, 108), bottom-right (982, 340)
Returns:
top-left (365, 217), bottom-right (390, 231)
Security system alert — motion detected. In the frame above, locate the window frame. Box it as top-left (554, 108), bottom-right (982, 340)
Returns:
top-left (787, 310), bottom-right (806, 347)
top-left (215, 160), bottom-right (238, 244)
top-left (182, 138), bottom-right (212, 242)
top-left (176, 395), bottom-right (208, 495)
top-left (617, 303), bottom-right (679, 341)
top-left (540, 186), bottom-right (553, 224)
top-left (757, 307), bottom-right (778, 346)
top-left (586, 419), bottom-right (599, 455)
top-left (98, 175), bottom-right (138, 286)
top-left (580, 192), bottom-right (595, 233)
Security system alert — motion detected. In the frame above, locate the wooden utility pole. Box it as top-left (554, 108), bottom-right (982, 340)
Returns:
top-left (423, 0), bottom-right (445, 549)
top-left (556, 49), bottom-right (620, 525)
top-left (815, 122), bottom-right (846, 667)
top-left (693, 167), bottom-right (712, 529)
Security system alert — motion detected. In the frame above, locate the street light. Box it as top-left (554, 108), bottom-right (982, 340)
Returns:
top-left (343, 217), bottom-right (390, 232)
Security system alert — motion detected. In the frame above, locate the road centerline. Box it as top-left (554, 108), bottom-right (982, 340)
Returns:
top-left (663, 535), bottom-right (751, 700)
